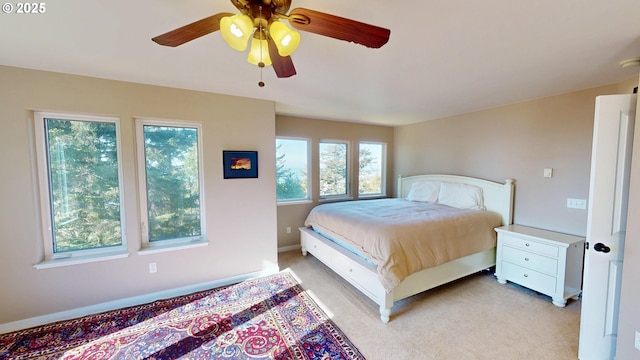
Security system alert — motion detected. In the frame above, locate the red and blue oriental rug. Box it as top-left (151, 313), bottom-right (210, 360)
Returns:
top-left (0, 272), bottom-right (364, 359)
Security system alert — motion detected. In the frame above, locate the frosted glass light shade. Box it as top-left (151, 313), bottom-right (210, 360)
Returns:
top-left (269, 21), bottom-right (300, 56)
top-left (220, 14), bottom-right (253, 51)
top-left (247, 37), bottom-right (272, 66)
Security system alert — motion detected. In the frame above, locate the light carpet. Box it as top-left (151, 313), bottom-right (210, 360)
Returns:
top-left (279, 250), bottom-right (581, 360)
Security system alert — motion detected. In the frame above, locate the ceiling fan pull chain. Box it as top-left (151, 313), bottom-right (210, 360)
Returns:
top-left (258, 5), bottom-right (265, 87)
top-left (258, 60), bottom-right (265, 87)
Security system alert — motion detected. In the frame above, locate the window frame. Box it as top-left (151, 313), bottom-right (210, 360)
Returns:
top-left (135, 118), bottom-right (207, 253)
top-left (276, 136), bottom-right (312, 205)
top-left (33, 112), bottom-right (128, 268)
top-left (318, 139), bottom-right (351, 201)
top-left (357, 141), bottom-right (387, 198)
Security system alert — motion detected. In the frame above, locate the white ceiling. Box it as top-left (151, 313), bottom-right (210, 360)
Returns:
top-left (0, 0), bottom-right (638, 126)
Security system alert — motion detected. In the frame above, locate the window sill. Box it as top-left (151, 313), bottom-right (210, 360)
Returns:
top-left (34, 250), bottom-right (130, 269)
top-left (318, 196), bottom-right (354, 203)
top-left (277, 199), bottom-right (313, 206)
top-left (357, 194), bottom-right (388, 200)
top-left (138, 239), bottom-right (208, 255)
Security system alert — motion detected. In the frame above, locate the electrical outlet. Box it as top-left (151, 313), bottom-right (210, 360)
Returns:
top-left (567, 198), bottom-right (587, 210)
top-left (149, 262), bottom-right (157, 273)
top-left (635, 331), bottom-right (640, 351)
top-left (286, 226), bottom-right (291, 234)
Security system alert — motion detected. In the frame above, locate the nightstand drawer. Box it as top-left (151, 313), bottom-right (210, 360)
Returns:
top-left (502, 246), bottom-right (558, 275)
top-left (501, 261), bottom-right (556, 295)
top-left (501, 235), bottom-right (559, 258)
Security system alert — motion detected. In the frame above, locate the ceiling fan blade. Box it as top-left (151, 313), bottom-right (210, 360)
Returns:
top-left (268, 38), bottom-right (297, 78)
top-left (152, 12), bottom-right (234, 47)
top-left (288, 8), bottom-right (390, 48)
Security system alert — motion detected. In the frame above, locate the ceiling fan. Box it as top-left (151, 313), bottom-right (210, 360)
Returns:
top-left (152, 0), bottom-right (390, 84)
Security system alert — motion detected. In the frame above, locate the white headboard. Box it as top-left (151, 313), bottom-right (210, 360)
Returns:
top-left (397, 174), bottom-right (515, 226)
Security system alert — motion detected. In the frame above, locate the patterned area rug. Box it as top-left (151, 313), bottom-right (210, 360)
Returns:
top-left (0, 272), bottom-right (364, 359)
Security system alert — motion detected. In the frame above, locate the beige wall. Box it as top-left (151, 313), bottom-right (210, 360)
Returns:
top-left (0, 65), bottom-right (278, 326)
top-left (394, 78), bottom-right (638, 236)
top-left (616, 72), bottom-right (640, 360)
top-left (275, 116), bottom-right (394, 249)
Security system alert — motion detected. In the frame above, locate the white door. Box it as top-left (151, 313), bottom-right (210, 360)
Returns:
top-left (578, 94), bottom-right (637, 359)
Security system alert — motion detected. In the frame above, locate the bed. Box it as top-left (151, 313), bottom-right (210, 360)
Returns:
top-left (299, 174), bottom-right (514, 323)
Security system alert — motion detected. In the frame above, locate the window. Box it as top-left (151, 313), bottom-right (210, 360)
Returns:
top-left (276, 137), bottom-right (310, 202)
top-left (358, 142), bottom-right (386, 196)
top-left (319, 140), bottom-right (349, 198)
top-left (34, 112), bottom-right (127, 263)
top-left (136, 119), bottom-right (205, 249)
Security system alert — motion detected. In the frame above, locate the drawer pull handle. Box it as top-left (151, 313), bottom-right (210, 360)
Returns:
top-left (524, 257), bottom-right (530, 261)
top-left (525, 243), bottom-right (530, 247)
top-left (349, 268), bottom-right (353, 272)
top-left (523, 274), bottom-right (529, 277)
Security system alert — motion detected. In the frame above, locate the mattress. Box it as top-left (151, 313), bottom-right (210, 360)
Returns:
top-left (311, 225), bottom-right (375, 265)
top-left (304, 198), bottom-right (502, 291)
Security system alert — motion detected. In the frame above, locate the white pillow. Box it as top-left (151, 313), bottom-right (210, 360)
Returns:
top-left (438, 182), bottom-right (485, 210)
top-left (406, 181), bottom-right (440, 203)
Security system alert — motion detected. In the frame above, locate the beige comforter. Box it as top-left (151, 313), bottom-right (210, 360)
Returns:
top-left (304, 198), bottom-right (502, 292)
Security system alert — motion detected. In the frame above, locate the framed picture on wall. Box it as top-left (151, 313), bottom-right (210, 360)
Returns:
top-left (223, 150), bottom-right (258, 179)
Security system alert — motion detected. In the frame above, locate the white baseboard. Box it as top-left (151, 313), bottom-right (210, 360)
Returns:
top-left (0, 267), bottom-right (279, 334)
top-left (278, 244), bottom-right (301, 253)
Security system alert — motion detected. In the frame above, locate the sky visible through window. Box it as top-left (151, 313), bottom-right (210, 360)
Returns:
top-left (360, 143), bottom-right (382, 165)
top-left (277, 140), bottom-right (383, 175)
top-left (277, 138), bottom-right (307, 176)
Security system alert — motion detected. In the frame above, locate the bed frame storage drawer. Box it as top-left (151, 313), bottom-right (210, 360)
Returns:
top-left (332, 251), bottom-right (384, 303)
top-left (301, 230), bottom-right (333, 264)
top-left (300, 227), bottom-right (387, 306)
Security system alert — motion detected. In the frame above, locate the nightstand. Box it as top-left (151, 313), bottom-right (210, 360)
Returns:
top-left (494, 224), bottom-right (585, 307)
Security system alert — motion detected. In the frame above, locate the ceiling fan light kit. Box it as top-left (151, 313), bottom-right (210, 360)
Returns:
top-left (152, 0), bottom-right (391, 81)
top-left (269, 21), bottom-right (300, 57)
top-left (248, 37), bottom-right (272, 66)
top-left (219, 14), bottom-right (253, 51)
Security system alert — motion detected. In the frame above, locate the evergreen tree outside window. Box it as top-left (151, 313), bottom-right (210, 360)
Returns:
top-left (319, 141), bottom-right (349, 198)
top-left (358, 142), bottom-right (386, 196)
top-left (33, 112), bottom-right (127, 261)
top-left (276, 138), bottom-right (310, 202)
top-left (136, 119), bottom-right (205, 247)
